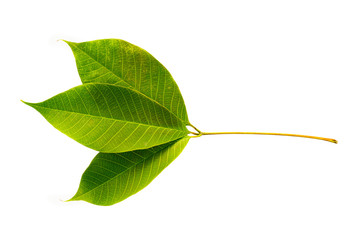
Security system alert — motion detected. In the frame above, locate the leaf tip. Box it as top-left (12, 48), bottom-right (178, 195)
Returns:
top-left (21, 100), bottom-right (34, 107)
top-left (59, 39), bottom-right (68, 43)
top-left (22, 100), bottom-right (43, 112)
top-left (60, 39), bottom-right (76, 47)
top-left (64, 195), bottom-right (77, 203)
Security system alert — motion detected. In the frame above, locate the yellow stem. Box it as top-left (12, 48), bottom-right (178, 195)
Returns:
top-left (200, 131), bottom-right (337, 144)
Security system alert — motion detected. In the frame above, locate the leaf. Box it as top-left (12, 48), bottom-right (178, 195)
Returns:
top-left (68, 137), bottom-right (189, 206)
top-left (23, 83), bottom-right (189, 153)
top-left (64, 39), bottom-right (189, 124)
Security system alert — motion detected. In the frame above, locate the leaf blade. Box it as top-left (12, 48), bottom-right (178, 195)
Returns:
top-left (69, 137), bottom-right (190, 206)
top-left (64, 39), bottom-right (189, 124)
top-left (24, 83), bottom-right (188, 153)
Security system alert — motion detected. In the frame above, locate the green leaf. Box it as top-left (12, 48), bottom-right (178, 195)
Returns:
top-left (64, 39), bottom-right (189, 124)
top-left (23, 83), bottom-right (189, 153)
top-left (69, 137), bottom-right (189, 206)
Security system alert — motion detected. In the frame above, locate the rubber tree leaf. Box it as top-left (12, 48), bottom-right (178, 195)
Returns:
top-left (23, 83), bottom-right (189, 153)
top-left (69, 137), bottom-right (189, 206)
top-left (64, 39), bottom-right (189, 124)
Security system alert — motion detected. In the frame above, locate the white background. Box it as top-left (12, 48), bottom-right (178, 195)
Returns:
top-left (1, 0), bottom-right (360, 239)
